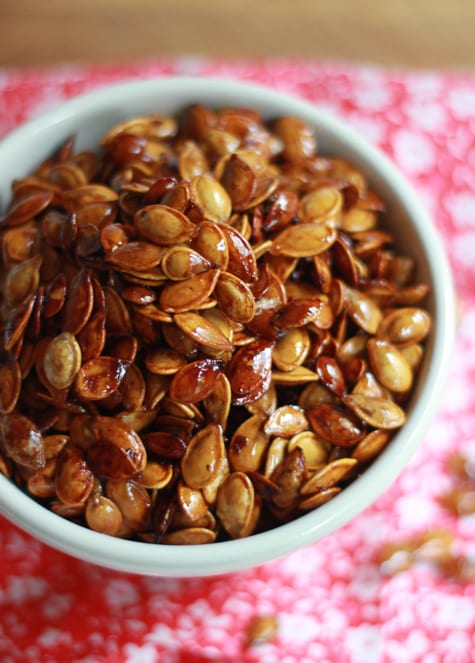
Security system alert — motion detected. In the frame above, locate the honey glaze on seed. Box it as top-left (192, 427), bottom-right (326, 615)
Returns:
top-left (0, 104), bottom-right (432, 544)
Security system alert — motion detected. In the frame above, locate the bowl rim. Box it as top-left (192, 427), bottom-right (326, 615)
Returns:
top-left (0, 76), bottom-right (457, 576)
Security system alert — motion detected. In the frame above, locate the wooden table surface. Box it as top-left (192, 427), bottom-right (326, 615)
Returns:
top-left (1, 0), bottom-right (475, 70)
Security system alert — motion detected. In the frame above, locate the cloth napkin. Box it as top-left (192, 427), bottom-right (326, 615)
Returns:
top-left (0, 58), bottom-right (474, 663)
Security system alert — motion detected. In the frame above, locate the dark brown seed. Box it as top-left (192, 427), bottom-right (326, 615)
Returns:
top-left (169, 358), bottom-right (225, 403)
top-left (307, 403), bottom-right (366, 447)
top-left (226, 340), bottom-right (274, 405)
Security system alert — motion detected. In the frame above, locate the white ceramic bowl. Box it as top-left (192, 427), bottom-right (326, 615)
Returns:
top-left (0, 77), bottom-right (456, 576)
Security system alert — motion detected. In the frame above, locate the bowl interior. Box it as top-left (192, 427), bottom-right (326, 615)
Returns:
top-left (0, 77), bottom-right (456, 576)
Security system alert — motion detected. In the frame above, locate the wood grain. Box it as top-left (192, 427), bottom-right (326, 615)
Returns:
top-left (1, 0), bottom-right (475, 69)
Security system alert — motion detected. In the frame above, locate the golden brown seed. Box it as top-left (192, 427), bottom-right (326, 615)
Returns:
top-left (264, 405), bottom-right (309, 438)
top-left (173, 311), bottom-right (233, 351)
top-left (191, 174), bottom-right (232, 223)
top-left (161, 527), bottom-right (217, 545)
top-left (85, 494), bottom-right (123, 536)
top-left (137, 461), bottom-right (174, 490)
top-left (214, 271), bottom-right (256, 324)
top-left (181, 423), bottom-right (225, 490)
top-left (161, 245), bottom-right (211, 280)
top-left (352, 429), bottom-right (392, 462)
top-left (202, 372), bottom-right (232, 428)
top-left (106, 241), bottom-right (166, 272)
top-left (177, 481), bottom-right (209, 522)
top-left (135, 204), bottom-right (198, 245)
top-left (159, 268), bottom-right (220, 312)
top-left (245, 615), bottom-right (279, 648)
top-left (299, 486), bottom-right (341, 510)
top-left (272, 327), bottom-right (311, 372)
top-left (229, 415), bottom-right (269, 473)
top-left (191, 220), bottom-right (229, 270)
top-left (27, 458), bottom-right (57, 499)
top-left (271, 446), bottom-right (306, 509)
top-left (4, 255), bottom-right (42, 306)
top-left (43, 332), bottom-right (82, 390)
top-left (288, 431), bottom-right (329, 468)
top-left (270, 222), bottom-right (337, 258)
top-left (226, 339), bottom-right (274, 405)
top-left (105, 478), bottom-right (152, 531)
top-left (145, 348), bottom-right (187, 375)
top-left (342, 393), bottom-right (406, 429)
top-left (377, 307), bottom-right (431, 346)
top-left (300, 458), bottom-right (358, 495)
top-left (298, 187), bottom-right (343, 223)
top-left (367, 338), bottom-right (413, 393)
top-left (216, 471), bottom-right (255, 539)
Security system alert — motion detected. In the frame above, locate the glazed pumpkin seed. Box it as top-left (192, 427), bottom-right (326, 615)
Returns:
top-left (55, 442), bottom-right (94, 506)
top-left (377, 307), bottom-right (431, 346)
top-left (226, 339), bottom-right (274, 405)
top-left (306, 403), bottom-right (366, 447)
top-left (298, 187), bottom-right (343, 223)
top-left (137, 461), bottom-right (174, 490)
top-left (0, 358), bottom-right (22, 414)
top-left (288, 431), bottom-right (330, 468)
top-left (191, 220), bottom-right (229, 270)
top-left (190, 174), bottom-right (232, 223)
top-left (169, 358), bottom-right (225, 404)
top-left (300, 458), bottom-right (358, 495)
top-left (161, 245), bottom-right (211, 280)
top-left (74, 357), bottom-right (129, 401)
top-left (216, 471), bottom-right (255, 539)
top-left (135, 204), bottom-right (198, 246)
top-left (177, 481), bottom-right (209, 522)
top-left (342, 393), bottom-right (406, 429)
top-left (0, 413), bottom-right (45, 469)
top-left (105, 478), bottom-right (151, 531)
top-left (4, 254), bottom-right (42, 305)
top-left (145, 348), bottom-right (187, 375)
top-left (264, 405), bottom-right (309, 438)
top-left (27, 458), bottom-right (57, 499)
top-left (181, 423), bottom-right (225, 490)
top-left (161, 527), bottom-right (216, 545)
top-left (229, 415), bottom-right (270, 473)
top-left (3, 190), bottom-right (54, 227)
top-left (270, 222), bottom-right (337, 258)
top-left (173, 311), bottom-right (233, 351)
top-left (43, 332), bottom-right (82, 390)
top-left (270, 446), bottom-right (307, 510)
top-left (85, 494), bottom-right (123, 536)
top-left (202, 372), bottom-right (232, 428)
top-left (214, 271), bottom-right (256, 324)
top-left (299, 486), bottom-right (341, 510)
top-left (352, 429), bottom-right (392, 462)
top-left (159, 268), bottom-right (220, 312)
top-left (220, 223), bottom-right (258, 283)
top-left (367, 338), bottom-right (413, 393)
top-left (272, 327), bottom-right (311, 372)
top-left (106, 241), bottom-right (166, 271)
top-left (88, 416), bottom-right (147, 479)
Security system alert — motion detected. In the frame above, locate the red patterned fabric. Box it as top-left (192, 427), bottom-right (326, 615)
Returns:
top-left (1, 59), bottom-right (475, 663)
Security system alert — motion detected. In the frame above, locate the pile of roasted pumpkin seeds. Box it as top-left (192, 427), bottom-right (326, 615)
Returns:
top-left (0, 105), bottom-right (432, 544)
